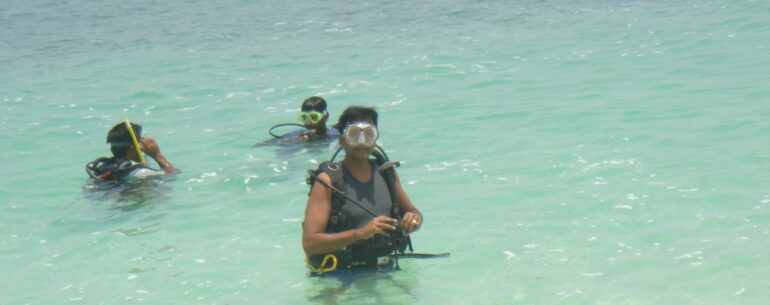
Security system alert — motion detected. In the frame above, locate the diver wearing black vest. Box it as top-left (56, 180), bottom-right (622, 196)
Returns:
top-left (302, 106), bottom-right (424, 274)
top-left (86, 121), bottom-right (179, 183)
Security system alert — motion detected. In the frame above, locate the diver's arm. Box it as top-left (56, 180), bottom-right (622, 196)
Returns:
top-left (302, 173), bottom-right (397, 255)
top-left (392, 170), bottom-right (423, 234)
top-left (152, 153), bottom-right (179, 174)
top-left (140, 137), bottom-right (180, 174)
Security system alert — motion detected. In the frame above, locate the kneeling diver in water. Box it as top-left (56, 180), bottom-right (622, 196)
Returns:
top-left (86, 120), bottom-right (179, 184)
top-left (255, 96), bottom-right (340, 147)
top-left (303, 106), bottom-right (447, 276)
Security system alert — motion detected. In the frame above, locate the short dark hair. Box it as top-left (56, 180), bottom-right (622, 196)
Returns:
top-left (301, 96), bottom-right (327, 112)
top-left (337, 106), bottom-right (378, 130)
top-left (106, 121), bottom-right (142, 158)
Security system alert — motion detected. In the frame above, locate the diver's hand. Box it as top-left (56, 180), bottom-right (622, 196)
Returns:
top-left (140, 137), bottom-right (162, 158)
top-left (140, 137), bottom-right (179, 173)
top-left (295, 130), bottom-right (314, 140)
top-left (401, 210), bottom-right (422, 234)
top-left (357, 216), bottom-right (398, 240)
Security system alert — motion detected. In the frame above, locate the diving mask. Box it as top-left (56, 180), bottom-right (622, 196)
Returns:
top-left (343, 122), bottom-right (379, 147)
top-left (107, 141), bottom-right (131, 147)
top-left (297, 111), bottom-right (325, 124)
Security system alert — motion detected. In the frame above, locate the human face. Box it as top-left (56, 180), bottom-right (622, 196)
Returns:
top-left (123, 143), bottom-right (140, 161)
top-left (343, 122), bottom-right (378, 148)
top-left (340, 119), bottom-right (377, 159)
top-left (109, 140), bottom-right (141, 160)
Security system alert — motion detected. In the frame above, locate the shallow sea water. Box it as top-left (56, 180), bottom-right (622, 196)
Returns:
top-left (2, 0), bottom-right (769, 304)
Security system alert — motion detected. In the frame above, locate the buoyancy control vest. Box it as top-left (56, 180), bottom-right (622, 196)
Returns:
top-left (86, 157), bottom-right (141, 181)
top-left (305, 148), bottom-right (412, 273)
top-left (86, 157), bottom-right (163, 182)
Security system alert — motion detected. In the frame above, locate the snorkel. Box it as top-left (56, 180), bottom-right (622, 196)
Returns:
top-left (124, 119), bottom-right (147, 167)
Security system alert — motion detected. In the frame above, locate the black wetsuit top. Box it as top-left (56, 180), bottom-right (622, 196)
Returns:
top-left (339, 162), bottom-right (399, 263)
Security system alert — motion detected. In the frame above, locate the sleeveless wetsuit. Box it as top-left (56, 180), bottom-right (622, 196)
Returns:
top-left (339, 162), bottom-right (399, 264)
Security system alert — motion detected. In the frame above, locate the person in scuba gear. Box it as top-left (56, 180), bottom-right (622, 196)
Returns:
top-left (294, 96), bottom-right (340, 141)
top-left (86, 121), bottom-right (179, 182)
top-left (302, 106), bottom-right (423, 273)
top-left (254, 96), bottom-right (340, 147)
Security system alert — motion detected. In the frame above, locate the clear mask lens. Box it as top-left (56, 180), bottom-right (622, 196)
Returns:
top-left (344, 123), bottom-right (378, 147)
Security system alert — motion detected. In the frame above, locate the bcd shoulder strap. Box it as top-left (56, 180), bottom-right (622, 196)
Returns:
top-left (86, 157), bottom-right (140, 180)
top-left (307, 161), bottom-right (347, 232)
top-left (377, 160), bottom-right (414, 253)
top-left (86, 157), bottom-right (114, 178)
top-left (377, 160), bottom-right (401, 218)
top-left (306, 161), bottom-right (352, 272)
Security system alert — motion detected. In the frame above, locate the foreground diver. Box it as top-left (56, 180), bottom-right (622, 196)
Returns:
top-left (86, 120), bottom-right (179, 182)
top-left (302, 106), bottom-right (424, 275)
top-left (255, 96), bottom-right (339, 147)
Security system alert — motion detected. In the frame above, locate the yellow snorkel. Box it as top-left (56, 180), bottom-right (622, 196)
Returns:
top-left (124, 119), bottom-right (147, 167)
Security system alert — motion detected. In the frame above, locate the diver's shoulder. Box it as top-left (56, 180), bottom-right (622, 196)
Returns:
top-left (126, 166), bottom-right (164, 179)
top-left (86, 157), bottom-right (162, 181)
top-left (315, 170), bottom-right (333, 185)
top-left (87, 156), bottom-right (115, 166)
top-left (326, 127), bottom-right (340, 137)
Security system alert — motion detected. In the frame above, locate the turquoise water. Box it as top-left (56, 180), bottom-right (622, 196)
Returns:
top-left (2, 0), bottom-right (770, 304)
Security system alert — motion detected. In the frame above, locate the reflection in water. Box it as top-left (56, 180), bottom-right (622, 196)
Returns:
top-left (82, 177), bottom-right (174, 211)
top-left (305, 270), bottom-right (420, 305)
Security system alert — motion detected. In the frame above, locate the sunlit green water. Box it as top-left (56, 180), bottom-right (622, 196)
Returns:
top-left (2, 0), bottom-right (769, 304)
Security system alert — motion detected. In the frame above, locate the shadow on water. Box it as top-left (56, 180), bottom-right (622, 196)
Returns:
top-left (81, 177), bottom-right (175, 211)
top-left (305, 270), bottom-right (420, 305)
